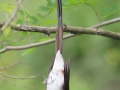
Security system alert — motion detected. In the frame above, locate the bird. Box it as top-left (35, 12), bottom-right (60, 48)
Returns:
top-left (46, 0), bottom-right (70, 90)
top-left (47, 50), bottom-right (64, 90)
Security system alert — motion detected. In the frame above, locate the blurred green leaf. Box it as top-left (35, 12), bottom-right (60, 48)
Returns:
top-left (16, 19), bottom-right (23, 24)
top-left (20, 32), bottom-right (28, 35)
top-left (47, 0), bottom-right (53, 7)
top-left (62, 0), bottom-right (69, 5)
top-left (101, 3), bottom-right (120, 19)
top-left (39, 6), bottom-right (50, 11)
top-left (1, 3), bottom-right (15, 13)
top-left (37, 13), bottom-right (43, 18)
top-left (2, 3), bottom-right (15, 8)
top-left (22, 48), bottom-right (35, 56)
top-left (2, 7), bottom-right (12, 13)
top-left (42, 19), bottom-right (57, 25)
top-left (84, 0), bottom-right (98, 6)
top-left (19, 10), bottom-right (30, 16)
top-left (18, 10), bottom-right (24, 16)
top-left (3, 26), bottom-right (11, 36)
top-left (68, 0), bottom-right (77, 4)
top-left (28, 15), bottom-right (38, 24)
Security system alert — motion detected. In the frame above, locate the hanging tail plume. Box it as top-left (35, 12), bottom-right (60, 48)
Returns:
top-left (56, 0), bottom-right (63, 53)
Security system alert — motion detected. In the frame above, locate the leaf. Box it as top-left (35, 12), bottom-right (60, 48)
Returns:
top-left (2, 7), bottom-right (12, 13)
top-left (101, 3), bottom-right (120, 19)
top-left (18, 10), bottom-right (30, 17)
top-left (39, 6), bottom-right (50, 11)
top-left (20, 32), bottom-right (28, 35)
top-left (1, 3), bottom-right (15, 13)
top-left (42, 19), bottom-right (57, 25)
top-left (28, 15), bottom-right (38, 24)
top-left (3, 26), bottom-right (11, 36)
top-left (111, 3), bottom-right (119, 12)
top-left (47, 0), bottom-right (53, 7)
top-left (16, 19), bottom-right (23, 24)
top-left (37, 13), bottom-right (43, 18)
top-left (18, 10), bottom-right (24, 16)
top-left (62, 0), bottom-right (69, 5)
top-left (68, 0), bottom-right (77, 4)
top-left (22, 48), bottom-right (35, 56)
top-left (2, 3), bottom-right (15, 9)
top-left (85, 0), bottom-right (98, 6)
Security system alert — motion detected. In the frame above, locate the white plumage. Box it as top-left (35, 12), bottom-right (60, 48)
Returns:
top-left (47, 50), bottom-right (64, 90)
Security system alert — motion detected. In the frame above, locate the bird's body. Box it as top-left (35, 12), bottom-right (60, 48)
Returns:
top-left (46, 0), bottom-right (70, 90)
top-left (47, 50), bottom-right (64, 90)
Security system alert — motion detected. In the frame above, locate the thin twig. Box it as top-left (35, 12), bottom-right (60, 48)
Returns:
top-left (91, 6), bottom-right (102, 23)
top-left (0, 77), bottom-right (42, 90)
top-left (0, 34), bottom-right (74, 53)
top-left (1, 0), bottom-right (23, 32)
top-left (0, 77), bottom-right (32, 89)
top-left (0, 61), bottom-right (21, 71)
top-left (0, 72), bottom-right (40, 80)
top-left (91, 17), bottom-right (120, 28)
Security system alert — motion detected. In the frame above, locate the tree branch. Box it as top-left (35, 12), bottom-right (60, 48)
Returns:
top-left (0, 77), bottom-right (41, 90)
top-left (0, 61), bottom-right (21, 71)
top-left (0, 77), bottom-right (32, 89)
top-left (91, 17), bottom-right (120, 28)
top-left (0, 72), bottom-right (40, 80)
top-left (0, 17), bottom-right (120, 53)
top-left (0, 34), bottom-right (74, 53)
top-left (0, 22), bottom-right (120, 39)
top-left (1, 0), bottom-right (23, 32)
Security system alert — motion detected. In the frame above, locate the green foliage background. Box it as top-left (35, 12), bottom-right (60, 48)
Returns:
top-left (0, 0), bottom-right (120, 90)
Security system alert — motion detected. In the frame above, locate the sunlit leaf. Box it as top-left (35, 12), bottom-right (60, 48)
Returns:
top-left (2, 3), bottom-right (15, 9)
top-left (2, 7), bottom-right (12, 13)
top-left (68, 0), bottom-right (77, 4)
top-left (1, 3), bottom-right (15, 13)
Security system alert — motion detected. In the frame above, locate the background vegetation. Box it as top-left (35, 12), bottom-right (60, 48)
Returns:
top-left (0, 0), bottom-right (120, 90)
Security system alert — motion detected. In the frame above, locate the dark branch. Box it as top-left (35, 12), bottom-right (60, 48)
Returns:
top-left (0, 17), bottom-right (120, 53)
top-left (0, 22), bottom-right (120, 40)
